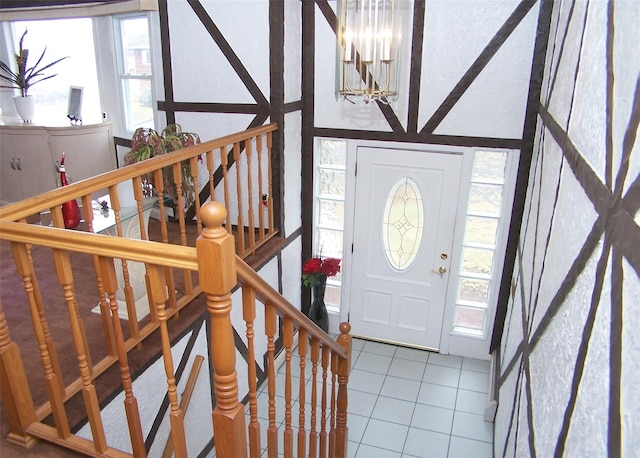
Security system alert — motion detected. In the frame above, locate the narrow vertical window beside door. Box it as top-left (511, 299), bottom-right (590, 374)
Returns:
top-left (454, 151), bottom-right (507, 334)
top-left (314, 139), bottom-right (347, 311)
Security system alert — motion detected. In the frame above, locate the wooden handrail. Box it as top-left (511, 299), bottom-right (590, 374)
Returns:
top-left (0, 221), bottom-right (345, 359)
top-left (0, 221), bottom-right (197, 270)
top-left (236, 258), bottom-right (347, 358)
top-left (0, 122), bottom-right (278, 222)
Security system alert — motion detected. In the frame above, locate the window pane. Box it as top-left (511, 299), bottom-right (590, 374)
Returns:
top-left (318, 140), bottom-right (347, 165)
top-left (119, 17), bottom-right (152, 76)
top-left (318, 199), bottom-right (344, 229)
top-left (122, 78), bottom-right (153, 131)
top-left (319, 169), bottom-right (346, 197)
top-left (464, 216), bottom-right (499, 246)
top-left (472, 151), bottom-right (506, 183)
top-left (324, 284), bottom-right (342, 306)
top-left (468, 183), bottom-right (503, 216)
top-left (454, 306), bottom-right (485, 331)
top-left (316, 228), bottom-right (343, 259)
top-left (12, 19), bottom-right (101, 124)
top-left (461, 247), bottom-right (494, 275)
top-left (458, 278), bottom-right (490, 304)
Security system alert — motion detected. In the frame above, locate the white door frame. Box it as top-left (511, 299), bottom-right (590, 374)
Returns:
top-left (341, 140), bottom-right (474, 355)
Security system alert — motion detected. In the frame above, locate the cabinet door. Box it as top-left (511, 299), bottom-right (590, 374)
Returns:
top-left (13, 132), bottom-right (58, 197)
top-left (49, 126), bottom-right (116, 184)
top-left (0, 133), bottom-right (24, 203)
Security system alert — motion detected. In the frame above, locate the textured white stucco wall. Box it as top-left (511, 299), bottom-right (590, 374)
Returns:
top-left (495, 1), bottom-right (640, 456)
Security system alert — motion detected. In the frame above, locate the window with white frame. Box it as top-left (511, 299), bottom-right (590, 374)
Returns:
top-left (8, 19), bottom-right (101, 124)
top-left (454, 150), bottom-right (509, 335)
top-left (2, 14), bottom-right (155, 134)
top-left (114, 15), bottom-right (154, 133)
top-left (314, 139), bottom-right (347, 312)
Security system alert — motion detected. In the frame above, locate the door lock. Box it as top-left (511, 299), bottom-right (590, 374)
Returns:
top-left (432, 266), bottom-right (447, 278)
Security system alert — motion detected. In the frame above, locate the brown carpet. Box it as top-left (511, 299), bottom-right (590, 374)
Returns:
top-left (0, 219), bottom-right (210, 457)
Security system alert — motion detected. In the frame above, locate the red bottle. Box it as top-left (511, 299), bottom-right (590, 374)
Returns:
top-left (59, 153), bottom-right (81, 229)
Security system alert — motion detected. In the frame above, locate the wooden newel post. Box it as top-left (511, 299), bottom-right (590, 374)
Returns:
top-left (335, 322), bottom-right (352, 458)
top-left (0, 300), bottom-right (37, 449)
top-left (197, 201), bottom-right (247, 458)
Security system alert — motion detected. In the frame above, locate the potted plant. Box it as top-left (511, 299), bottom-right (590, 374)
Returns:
top-left (123, 123), bottom-right (201, 214)
top-left (0, 29), bottom-right (68, 122)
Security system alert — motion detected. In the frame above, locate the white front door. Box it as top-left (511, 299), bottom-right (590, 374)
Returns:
top-left (348, 147), bottom-right (463, 350)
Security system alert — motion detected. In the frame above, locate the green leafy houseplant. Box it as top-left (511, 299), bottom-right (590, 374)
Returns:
top-left (0, 29), bottom-right (68, 97)
top-left (123, 124), bottom-right (202, 212)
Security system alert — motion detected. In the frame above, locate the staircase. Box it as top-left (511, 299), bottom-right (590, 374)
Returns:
top-left (0, 123), bottom-right (352, 457)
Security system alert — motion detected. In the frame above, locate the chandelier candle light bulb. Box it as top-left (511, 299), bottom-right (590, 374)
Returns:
top-left (336, 0), bottom-right (403, 102)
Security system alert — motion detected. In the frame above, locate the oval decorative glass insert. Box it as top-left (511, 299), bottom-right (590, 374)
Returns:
top-left (382, 177), bottom-right (424, 270)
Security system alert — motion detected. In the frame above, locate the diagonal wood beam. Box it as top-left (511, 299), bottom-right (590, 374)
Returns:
top-left (420, 0), bottom-right (538, 135)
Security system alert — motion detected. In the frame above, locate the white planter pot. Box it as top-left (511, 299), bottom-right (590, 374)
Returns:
top-left (13, 95), bottom-right (35, 123)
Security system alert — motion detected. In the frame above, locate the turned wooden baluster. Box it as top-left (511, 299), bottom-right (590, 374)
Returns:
top-left (108, 185), bottom-right (140, 339)
top-left (174, 163), bottom-right (193, 296)
top-left (283, 317), bottom-right (294, 457)
top-left (148, 264), bottom-right (188, 457)
top-left (190, 156), bottom-right (203, 234)
top-left (196, 201), bottom-right (247, 458)
top-left (319, 345), bottom-right (330, 458)
top-left (52, 248), bottom-right (107, 453)
top-left (154, 169), bottom-right (177, 316)
top-left (233, 141), bottom-right (246, 255)
top-left (265, 303), bottom-right (278, 458)
top-left (99, 255), bottom-right (146, 457)
top-left (297, 329), bottom-right (308, 458)
top-left (12, 242), bottom-right (70, 439)
top-left (220, 145), bottom-right (232, 233)
top-left (81, 195), bottom-right (116, 356)
top-left (25, 212), bottom-right (66, 398)
top-left (246, 138), bottom-right (256, 248)
top-left (309, 338), bottom-right (321, 458)
top-left (243, 286), bottom-right (262, 458)
top-left (328, 351), bottom-right (337, 457)
top-left (256, 134), bottom-right (265, 239)
top-left (334, 323), bottom-right (352, 458)
top-left (207, 149), bottom-right (216, 203)
top-left (132, 176), bottom-right (155, 321)
top-left (0, 300), bottom-right (38, 448)
top-left (266, 131), bottom-right (274, 233)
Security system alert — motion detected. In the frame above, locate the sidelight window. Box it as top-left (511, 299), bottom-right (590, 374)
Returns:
top-left (314, 139), bottom-right (347, 311)
top-left (454, 151), bottom-right (508, 334)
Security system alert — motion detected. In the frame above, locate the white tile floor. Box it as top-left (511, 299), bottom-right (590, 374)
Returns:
top-left (253, 337), bottom-right (493, 458)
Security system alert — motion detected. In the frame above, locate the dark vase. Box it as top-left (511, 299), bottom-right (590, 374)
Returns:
top-left (308, 276), bottom-right (329, 333)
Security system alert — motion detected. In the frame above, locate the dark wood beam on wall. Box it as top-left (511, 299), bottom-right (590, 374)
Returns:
top-left (269, 0), bottom-right (285, 232)
top-left (301, 0), bottom-right (316, 315)
top-left (490, 0), bottom-right (553, 353)
top-left (407, 0), bottom-right (425, 134)
top-left (158, 0), bottom-right (176, 125)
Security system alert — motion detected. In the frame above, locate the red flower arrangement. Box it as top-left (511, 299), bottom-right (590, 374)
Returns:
top-left (302, 256), bottom-right (341, 287)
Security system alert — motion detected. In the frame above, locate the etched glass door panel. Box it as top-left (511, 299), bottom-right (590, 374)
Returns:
top-left (383, 177), bottom-right (424, 271)
top-left (349, 147), bottom-right (462, 350)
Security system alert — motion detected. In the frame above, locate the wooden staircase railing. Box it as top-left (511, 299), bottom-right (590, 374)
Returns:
top-left (0, 123), bottom-right (352, 457)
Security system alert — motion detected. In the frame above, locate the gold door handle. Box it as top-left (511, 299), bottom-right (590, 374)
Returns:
top-left (432, 266), bottom-right (447, 278)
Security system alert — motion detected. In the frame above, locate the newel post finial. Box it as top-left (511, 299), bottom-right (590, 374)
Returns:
top-left (196, 201), bottom-right (246, 458)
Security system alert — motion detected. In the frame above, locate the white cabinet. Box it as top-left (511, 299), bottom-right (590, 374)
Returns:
top-left (0, 121), bottom-right (116, 204)
top-left (0, 130), bottom-right (57, 203)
